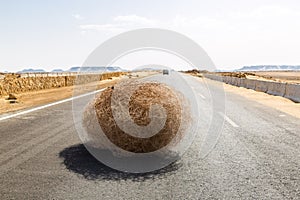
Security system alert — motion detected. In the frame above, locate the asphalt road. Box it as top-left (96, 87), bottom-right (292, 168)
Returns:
top-left (0, 75), bottom-right (299, 199)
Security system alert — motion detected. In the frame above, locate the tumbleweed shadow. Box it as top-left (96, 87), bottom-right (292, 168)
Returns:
top-left (59, 144), bottom-right (182, 181)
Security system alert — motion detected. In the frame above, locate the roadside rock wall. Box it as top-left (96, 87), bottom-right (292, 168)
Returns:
top-left (204, 74), bottom-right (300, 103)
top-left (0, 72), bottom-right (125, 96)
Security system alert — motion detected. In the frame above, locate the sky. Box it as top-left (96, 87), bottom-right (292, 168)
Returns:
top-left (0, 0), bottom-right (300, 72)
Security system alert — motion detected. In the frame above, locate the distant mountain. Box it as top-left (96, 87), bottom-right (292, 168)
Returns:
top-left (132, 67), bottom-right (161, 71)
top-left (67, 66), bottom-right (125, 72)
top-left (14, 67), bottom-right (125, 73)
top-left (51, 69), bottom-right (64, 72)
top-left (214, 69), bottom-right (232, 72)
top-left (237, 65), bottom-right (300, 71)
top-left (18, 68), bottom-right (46, 73)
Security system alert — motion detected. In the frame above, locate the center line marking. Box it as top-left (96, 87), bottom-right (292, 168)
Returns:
top-left (0, 88), bottom-right (105, 122)
top-left (198, 93), bottom-right (206, 99)
top-left (191, 86), bottom-right (206, 99)
top-left (219, 112), bottom-right (239, 128)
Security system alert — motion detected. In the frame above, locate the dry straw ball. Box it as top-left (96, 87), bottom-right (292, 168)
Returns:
top-left (83, 81), bottom-right (186, 153)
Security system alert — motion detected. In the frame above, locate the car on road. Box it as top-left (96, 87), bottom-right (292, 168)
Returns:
top-left (162, 69), bottom-right (169, 75)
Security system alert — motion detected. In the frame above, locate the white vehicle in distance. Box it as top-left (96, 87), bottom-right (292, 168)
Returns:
top-left (162, 69), bottom-right (169, 75)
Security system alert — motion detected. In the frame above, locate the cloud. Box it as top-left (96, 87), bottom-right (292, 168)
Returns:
top-left (72, 14), bottom-right (84, 20)
top-left (113, 15), bottom-right (156, 26)
top-left (232, 5), bottom-right (300, 19)
top-left (79, 15), bottom-right (156, 33)
top-left (172, 15), bottom-right (227, 30)
top-left (169, 5), bottom-right (300, 39)
top-left (79, 24), bottom-right (124, 32)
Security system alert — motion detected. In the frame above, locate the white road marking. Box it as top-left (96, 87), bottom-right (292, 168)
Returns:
top-left (198, 93), bottom-right (206, 99)
top-left (0, 88), bottom-right (105, 122)
top-left (191, 86), bottom-right (206, 99)
top-left (219, 112), bottom-right (239, 128)
top-left (279, 114), bottom-right (286, 117)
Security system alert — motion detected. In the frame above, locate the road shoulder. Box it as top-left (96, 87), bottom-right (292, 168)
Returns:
top-left (202, 78), bottom-right (300, 119)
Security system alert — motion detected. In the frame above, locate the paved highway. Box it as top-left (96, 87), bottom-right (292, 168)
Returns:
top-left (0, 75), bottom-right (299, 199)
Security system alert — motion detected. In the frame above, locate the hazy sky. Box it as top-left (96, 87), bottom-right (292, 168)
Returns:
top-left (0, 0), bottom-right (300, 72)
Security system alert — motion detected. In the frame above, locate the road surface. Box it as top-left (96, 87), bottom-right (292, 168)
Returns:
top-left (0, 75), bottom-right (299, 199)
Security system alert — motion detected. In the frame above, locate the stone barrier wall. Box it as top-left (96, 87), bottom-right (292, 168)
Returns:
top-left (0, 72), bottom-right (125, 96)
top-left (204, 74), bottom-right (300, 103)
top-left (284, 84), bottom-right (300, 103)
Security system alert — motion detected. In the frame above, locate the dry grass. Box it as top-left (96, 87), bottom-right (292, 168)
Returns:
top-left (0, 79), bottom-right (120, 114)
top-left (213, 71), bottom-right (300, 84)
top-left (251, 71), bottom-right (300, 83)
top-left (83, 81), bottom-right (189, 153)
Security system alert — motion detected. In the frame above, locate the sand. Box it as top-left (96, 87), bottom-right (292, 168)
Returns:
top-left (0, 78), bottom-right (120, 115)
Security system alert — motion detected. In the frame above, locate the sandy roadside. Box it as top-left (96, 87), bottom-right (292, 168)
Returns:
top-left (0, 71), bottom-right (157, 115)
top-left (0, 78), bottom-right (120, 115)
top-left (203, 78), bottom-right (300, 119)
top-left (211, 71), bottom-right (300, 84)
top-left (250, 71), bottom-right (300, 84)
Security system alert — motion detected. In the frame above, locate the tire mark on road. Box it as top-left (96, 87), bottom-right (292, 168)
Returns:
top-left (0, 124), bottom-right (73, 176)
top-left (0, 120), bottom-right (59, 152)
top-left (0, 124), bottom-right (73, 166)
